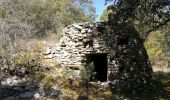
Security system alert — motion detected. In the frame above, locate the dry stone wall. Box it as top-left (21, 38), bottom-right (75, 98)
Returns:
top-left (107, 23), bottom-right (153, 91)
top-left (44, 22), bottom-right (115, 70)
top-left (44, 22), bottom-right (153, 90)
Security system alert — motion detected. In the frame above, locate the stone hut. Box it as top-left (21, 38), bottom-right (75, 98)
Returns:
top-left (44, 22), bottom-right (152, 88)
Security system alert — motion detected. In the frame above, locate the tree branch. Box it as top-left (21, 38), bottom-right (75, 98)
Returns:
top-left (144, 18), bottom-right (170, 41)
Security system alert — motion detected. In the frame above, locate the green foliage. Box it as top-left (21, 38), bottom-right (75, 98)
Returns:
top-left (80, 65), bottom-right (91, 84)
top-left (0, 47), bottom-right (42, 76)
top-left (144, 22), bottom-right (170, 63)
top-left (105, 0), bottom-right (170, 64)
top-left (61, 0), bottom-right (96, 25)
top-left (100, 9), bottom-right (113, 21)
top-left (0, 0), bottom-right (96, 75)
top-left (145, 30), bottom-right (167, 61)
top-left (106, 0), bottom-right (170, 39)
top-left (100, 10), bottom-right (109, 21)
top-left (80, 62), bottom-right (96, 85)
top-left (0, 0), bottom-right (96, 37)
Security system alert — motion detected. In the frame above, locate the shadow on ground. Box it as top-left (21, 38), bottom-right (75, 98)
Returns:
top-left (1, 72), bottom-right (170, 100)
top-left (111, 72), bottom-right (170, 100)
top-left (0, 75), bottom-right (39, 100)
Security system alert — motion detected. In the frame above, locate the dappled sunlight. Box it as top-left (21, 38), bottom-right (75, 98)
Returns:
top-left (0, 75), bottom-right (39, 99)
top-left (0, 0), bottom-right (169, 99)
top-left (153, 66), bottom-right (170, 73)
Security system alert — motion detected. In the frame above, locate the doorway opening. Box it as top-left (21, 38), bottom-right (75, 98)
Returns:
top-left (86, 53), bottom-right (108, 82)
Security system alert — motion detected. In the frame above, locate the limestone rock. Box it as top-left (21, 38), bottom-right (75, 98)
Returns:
top-left (34, 93), bottom-right (41, 99)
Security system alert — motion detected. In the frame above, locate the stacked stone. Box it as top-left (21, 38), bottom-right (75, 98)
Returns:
top-left (44, 22), bottom-right (153, 91)
top-left (108, 23), bottom-right (153, 91)
top-left (44, 22), bottom-right (113, 68)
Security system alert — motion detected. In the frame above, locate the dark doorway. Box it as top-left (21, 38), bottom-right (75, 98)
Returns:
top-left (86, 54), bottom-right (108, 82)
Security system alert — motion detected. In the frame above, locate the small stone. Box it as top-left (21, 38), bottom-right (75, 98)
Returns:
top-left (52, 84), bottom-right (60, 90)
top-left (1, 81), bottom-right (6, 85)
top-left (11, 76), bottom-right (19, 80)
top-left (22, 78), bottom-right (27, 82)
top-left (73, 24), bottom-right (83, 30)
top-left (12, 80), bottom-right (19, 85)
top-left (44, 48), bottom-right (51, 55)
top-left (45, 54), bottom-right (53, 59)
top-left (88, 29), bottom-right (92, 33)
top-left (34, 93), bottom-right (41, 99)
top-left (100, 82), bottom-right (108, 87)
top-left (6, 78), bottom-right (12, 85)
top-left (20, 91), bottom-right (35, 98)
top-left (81, 29), bottom-right (87, 33)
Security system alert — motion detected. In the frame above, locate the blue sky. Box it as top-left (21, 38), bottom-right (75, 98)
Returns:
top-left (93, 0), bottom-right (108, 20)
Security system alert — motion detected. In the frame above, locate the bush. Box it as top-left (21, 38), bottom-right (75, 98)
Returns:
top-left (80, 62), bottom-right (96, 86)
top-left (41, 74), bottom-right (56, 91)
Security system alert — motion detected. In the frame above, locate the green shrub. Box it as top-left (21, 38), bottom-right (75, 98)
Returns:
top-left (80, 62), bottom-right (96, 86)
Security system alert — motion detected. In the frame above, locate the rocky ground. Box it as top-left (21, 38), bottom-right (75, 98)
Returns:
top-left (0, 68), bottom-right (113, 100)
top-left (0, 74), bottom-right (68, 100)
top-left (1, 71), bottom-right (170, 100)
top-left (0, 73), bottom-right (39, 100)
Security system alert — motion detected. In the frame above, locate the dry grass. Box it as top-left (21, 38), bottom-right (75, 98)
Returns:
top-left (153, 66), bottom-right (170, 73)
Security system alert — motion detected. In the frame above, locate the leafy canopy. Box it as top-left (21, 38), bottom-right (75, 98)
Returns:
top-left (0, 0), bottom-right (96, 36)
top-left (105, 0), bottom-right (170, 40)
